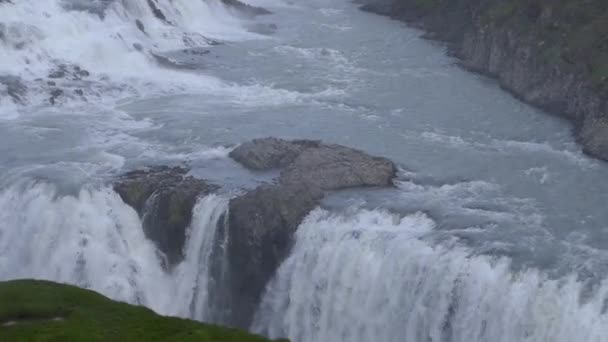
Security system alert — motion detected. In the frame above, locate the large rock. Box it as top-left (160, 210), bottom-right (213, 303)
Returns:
top-left (221, 0), bottom-right (272, 16)
top-left (227, 184), bottom-right (322, 328)
top-left (280, 144), bottom-right (396, 191)
top-left (226, 138), bottom-right (396, 327)
top-left (229, 137), bottom-right (321, 171)
top-left (230, 137), bottom-right (397, 191)
top-left (114, 166), bottom-right (217, 267)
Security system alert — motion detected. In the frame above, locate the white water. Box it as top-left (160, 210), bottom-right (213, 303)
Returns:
top-left (0, 181), bottom-right (228, 320)
top-left (253, 208), bottom-right (608, 342)
top-left (0, 0), bottom-right (262, 110)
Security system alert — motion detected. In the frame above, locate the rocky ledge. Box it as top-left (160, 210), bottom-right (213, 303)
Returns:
top-left (227, 138), bottom-right (396, 327)
top-left (113, 138), bottom-right (397, 328)
top-left (114, 166), bottom-right (218, 267)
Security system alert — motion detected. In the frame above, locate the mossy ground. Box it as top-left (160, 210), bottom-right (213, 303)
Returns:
top-left (0, 279), bottom-right (286, 342)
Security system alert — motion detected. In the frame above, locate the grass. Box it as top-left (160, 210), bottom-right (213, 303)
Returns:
top-left (0, 279), bottom-right (287, 342)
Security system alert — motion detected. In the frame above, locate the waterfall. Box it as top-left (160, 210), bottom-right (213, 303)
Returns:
top-left (0, 181), bottom-right (229, 321)
top-left (0, 0), bottom-right (255, 108)
top-left (252, 208), bottom-right (608, 342)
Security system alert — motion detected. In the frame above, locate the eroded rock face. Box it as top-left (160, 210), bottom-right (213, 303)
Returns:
top-left (227, 184), bottom-right (322, 327)
top-left (114, 166), bottom-right (217, 267)
top-left (225, 138), bottom-right (396, 327)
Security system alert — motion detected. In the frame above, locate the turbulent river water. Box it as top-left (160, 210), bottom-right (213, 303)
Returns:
top-left (2, 0), bottom-right (608, 341)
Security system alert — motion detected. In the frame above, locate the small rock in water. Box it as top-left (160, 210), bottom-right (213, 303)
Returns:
top-left (0, 75), bottom-right (27, 104)
top-left (49, 88), bottom-right (63, 105)
top-left (135, 19), bottom-right (146, 34)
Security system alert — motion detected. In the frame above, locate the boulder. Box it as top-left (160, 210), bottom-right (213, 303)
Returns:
top-left (114, 166), bottom-right (217, 267)
top-left (280, 144), bottom-right (397, 191)
top-left (229, 137), bottom-right (321, 171)
top-left (226, 184), bottom-right (322, 327)
top-left (226, 138), bottom-right (396, 327)
top-left (230, 137), bottom-right (397, 190)
top-left (221, 0), bottom-right (272, 16)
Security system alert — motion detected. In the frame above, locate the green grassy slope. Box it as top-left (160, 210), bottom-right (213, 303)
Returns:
top-left (0, 279), bottom-right (286, 342)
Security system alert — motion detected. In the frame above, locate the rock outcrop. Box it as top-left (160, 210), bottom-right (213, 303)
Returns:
top-left (226, 137), bottom-right (396, 327)
top-left (229, 137), bottom-right (397, 191)
top-left (360, 0), bottom-right (608, 160)
top-left (112, 139), bottom-right (397, 328)
top-left (221, 0), bottom-right (272, 17)
top-left (114, 166), bottom-right (217, 267)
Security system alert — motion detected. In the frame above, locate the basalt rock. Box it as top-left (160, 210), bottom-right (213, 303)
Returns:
top-left (114, 166), bottom-right (218, 267)
top-left (230, 137), bottom-right (397, 190)
top-left (226, 138), bottom-right (396, 327)
top-left (229, 137), bottom-right (321, 171)
top-left (226, 184), bottom-right (322, 328)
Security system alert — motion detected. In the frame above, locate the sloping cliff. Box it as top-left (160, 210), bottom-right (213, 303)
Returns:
top-left (360, 0), bottom-right (608, 160)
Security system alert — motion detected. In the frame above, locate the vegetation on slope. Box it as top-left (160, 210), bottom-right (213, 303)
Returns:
top-left (0, 279), bottom-right (286, 342)
top-left (387, 0), bottom-right (608, 92)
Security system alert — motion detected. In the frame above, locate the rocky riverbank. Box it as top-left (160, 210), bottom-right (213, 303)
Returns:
top-left (359, 0), bottom-right (608, 160)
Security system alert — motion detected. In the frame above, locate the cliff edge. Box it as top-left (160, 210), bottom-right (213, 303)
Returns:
top-left (360, 0), bottom-right (608, 160)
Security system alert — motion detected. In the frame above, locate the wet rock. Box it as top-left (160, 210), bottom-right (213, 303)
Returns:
top-left (61, 0), bottom-right (114, 19)
top-left (48, 69), bottom-right (66, 79)
top-left (227, 184), bottom-right (322, 328)
top-left (280, 144), bottom-right (397, 191)
top-left (0, 75), bottom-right (27, 104)
top-left (49, 89), bottom-right (63, 105)
top-left (229, 137), bottom-right (321, 170)
top-left (221, 0), bottom-right (272, 16)
top-left (135, 19), bottom-right (146, 34)
top-left (48, 64), bottom-right (90, 80)
top-left (114, 166), bottom-right (218, 266)
top-left (147, 0), bottom-right (171, 25)
top-left (226, 137), bottom-right (396, 327)
top-left (230, 137), bottom-right (397, 190)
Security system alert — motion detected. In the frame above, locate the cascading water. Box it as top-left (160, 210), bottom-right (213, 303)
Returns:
top-left (252, 208), bottom-right (608, 342)
top-left (0, 0), bottom-right (257, 111)
top-left (0, 181), bottom-right (228, 321)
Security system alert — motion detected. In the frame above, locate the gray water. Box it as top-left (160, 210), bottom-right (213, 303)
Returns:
top-left (1, 0), bottom-right (608, 341)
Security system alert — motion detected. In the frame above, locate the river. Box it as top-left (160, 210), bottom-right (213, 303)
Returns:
top-left (1, 0), bottom-right (607, 341)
